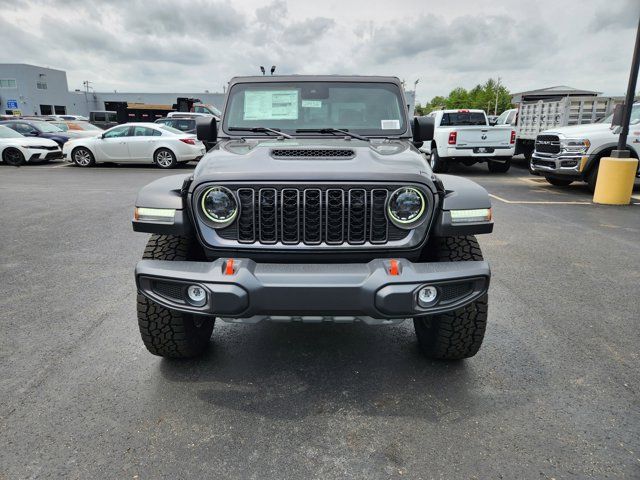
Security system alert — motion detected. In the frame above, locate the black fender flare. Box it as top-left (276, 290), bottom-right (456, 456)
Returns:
top-left (432, 174), bottom-right (493, 236)
top-left (132, 174), bottom-right (193, 235)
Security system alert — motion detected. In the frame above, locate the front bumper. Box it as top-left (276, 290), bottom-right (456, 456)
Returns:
top-left (531, 152), bottom-right (589, 177)
top-left (135, 258), bottom-right (490, 323)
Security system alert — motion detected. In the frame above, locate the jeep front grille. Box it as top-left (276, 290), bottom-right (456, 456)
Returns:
top-left (535, 134), bottom-right (561, 154)
top-left (214, 185), bottom-right (415, 246)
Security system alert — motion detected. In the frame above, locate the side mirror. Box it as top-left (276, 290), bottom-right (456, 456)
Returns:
top-left (489, 119), bottom-right (497, 126)
top-left (197, 116), bottom-right (217, 144)
top-left (611, 103), bottom-right (624, 128)
top-left (412, 116), bottom-right (435, 145)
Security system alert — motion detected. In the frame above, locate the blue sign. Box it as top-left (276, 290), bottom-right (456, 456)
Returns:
top-left (7, 100), bottom-right (18, 109)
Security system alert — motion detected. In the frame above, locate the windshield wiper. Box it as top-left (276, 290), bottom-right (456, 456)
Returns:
top-left (228, 127), bottom-right (293, 139)
top-left (295, 128), bottom-right (369, 142)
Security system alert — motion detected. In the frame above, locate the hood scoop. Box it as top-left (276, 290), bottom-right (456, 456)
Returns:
top-left (270, 148), bottom-right (355, 159)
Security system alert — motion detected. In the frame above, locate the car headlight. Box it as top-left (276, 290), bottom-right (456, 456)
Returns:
top-left (387, 187), bottom-right (426, 228)
top-left (200, 186), bottom-right (238, 227)
top-left (561, 138), bottom-right (590, 153)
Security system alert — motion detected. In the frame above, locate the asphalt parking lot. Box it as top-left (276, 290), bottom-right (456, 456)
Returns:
top-left (1, 159), bottom-right (639, 479)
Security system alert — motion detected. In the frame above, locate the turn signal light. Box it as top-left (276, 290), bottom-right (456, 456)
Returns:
top-left (510, 130), bottom-right (516, 144)
top-left (448, 131), bottom-right (457, 145)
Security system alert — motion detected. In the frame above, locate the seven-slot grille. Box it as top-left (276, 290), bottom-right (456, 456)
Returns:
top-left (535, 134), bottom-right (561, 154)
top-left (216, 185), bottom-right (416, 246)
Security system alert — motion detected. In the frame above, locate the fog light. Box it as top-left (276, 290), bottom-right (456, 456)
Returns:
top-left (186, 285), bottom-right (207, 307)
top-left (417, 286), bottom-right (438, 307)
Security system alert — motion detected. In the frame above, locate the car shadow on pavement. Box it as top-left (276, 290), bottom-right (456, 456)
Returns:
top-left (157, 322), bottom-right (538, 422)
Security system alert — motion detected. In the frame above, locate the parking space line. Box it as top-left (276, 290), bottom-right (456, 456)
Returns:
top-left (489, 193), bottom-right (592, 205)
top-left (49, 163), bottom-right (72, 168)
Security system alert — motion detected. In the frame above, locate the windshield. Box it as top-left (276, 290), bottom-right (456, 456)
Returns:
top-left (35, 121), bottom-right (64, 133)
top-left (223, 81), bottom-right (407, 136)
top-left (0, 125), bottom-right (23, 138)
top-left (158, 125), bottom-right (184, 135)
top-left (75, 122), bottom-right (101, 131)
top-left (598, 104), bottom-right (639, 125)
top-left (440, 112), bottom-right (487, 126)
top-left (52, 122), bottom-right (69, 131)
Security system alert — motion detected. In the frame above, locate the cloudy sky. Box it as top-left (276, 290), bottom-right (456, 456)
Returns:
top-left (1, 0), bottom-right (638, 102)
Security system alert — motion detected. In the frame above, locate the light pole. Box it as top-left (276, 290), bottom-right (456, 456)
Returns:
top-left (612, 15), bottom-right (640, 158)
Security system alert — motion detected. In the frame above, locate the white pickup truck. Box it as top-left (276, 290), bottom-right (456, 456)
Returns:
top-left (422, 109), bottom-right (515, 173)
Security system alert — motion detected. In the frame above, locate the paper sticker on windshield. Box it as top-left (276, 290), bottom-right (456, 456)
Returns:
top-left (243, 90), bottom-right (299, 120)
top-left (301, 100), bottom-right (322, 108)
top-left (381, 119), bottom-right (400, 129)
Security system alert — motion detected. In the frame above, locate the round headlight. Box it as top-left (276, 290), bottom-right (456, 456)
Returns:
top-left (387, 187), bottom-right (426, 228)
top-left (201, 186), bottom-right (238, 227)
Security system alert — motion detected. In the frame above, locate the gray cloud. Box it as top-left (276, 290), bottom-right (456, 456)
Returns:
top-left (0, 0), bottom-right (636, 101)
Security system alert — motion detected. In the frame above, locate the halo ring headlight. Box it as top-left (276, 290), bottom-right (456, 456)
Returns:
top-left (387, 187), bottom-right (426, 228)
top-left (200, 186), bottom-right (238, 228)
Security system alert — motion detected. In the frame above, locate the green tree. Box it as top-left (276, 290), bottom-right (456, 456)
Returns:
top-left (419, 78), bottom-right (513, 115)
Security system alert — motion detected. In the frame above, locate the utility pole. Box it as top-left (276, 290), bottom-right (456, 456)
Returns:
top-left (613, 15), bottom-right (640, 158)
top-left (494, 77), bottom-right (501, 116)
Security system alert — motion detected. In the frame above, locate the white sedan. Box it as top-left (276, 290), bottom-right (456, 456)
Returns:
top-left (0, 125), bottom-right (62, 166)
top-left (62, 122), bottom-right (206, 168)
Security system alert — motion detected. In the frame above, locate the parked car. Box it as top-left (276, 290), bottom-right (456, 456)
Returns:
top-left (63, 122), bottom-right (206, 168)
top-left (89, 111), bottom-right (118, 129)
top-left (0, 119), bottom-right (71, 147)
top-left (422, 109), bottom-right (515, 173)
top-left (0, 124), bottom-right (62, 165)
top-left (54, 115), bottom-right (89, 121)
top-left (50, 121), bottom-right (103, 138)
top-left (131, 75), bottom-right (494, 360)
top-left (530, 102), bottom-right (640, 190)
top-left (494, 108), bottom-right (517, 127)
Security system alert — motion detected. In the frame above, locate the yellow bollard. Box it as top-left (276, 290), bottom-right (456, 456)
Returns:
top-left (592, 157), bottom-right (639, 205)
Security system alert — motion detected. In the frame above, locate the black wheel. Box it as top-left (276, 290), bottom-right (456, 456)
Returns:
top-left (487, 157), bottom-right (511, 173)
top-left (3, 148), bottom-right (25, 166)
top-left (414, 236), bottom-right (488, 360)
top-left (137, 235), bottom-right (214, 358)
top-left (154, 148), bottom-right (177, 169)
top-left (544, 176), bottom-right (573, 187)
top-left (430, 148), bottom-right (449, 173)
top-left (72, 147), bottom-right (95, 167)
top-left (586, 165), bottom-right (599, 193)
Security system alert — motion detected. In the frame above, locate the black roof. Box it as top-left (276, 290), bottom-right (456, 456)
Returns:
top-left (228, 75), bottom-right (402, 86)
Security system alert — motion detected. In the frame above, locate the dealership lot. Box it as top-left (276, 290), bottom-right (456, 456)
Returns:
top-left (1, 160), bottom-right (639, 479)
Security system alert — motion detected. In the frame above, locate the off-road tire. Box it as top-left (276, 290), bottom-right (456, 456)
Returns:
top-left (137, 235), bottom-right (214, 358)
top-left (487, 157), bottom-right (511, 173)
top-left (544, 176), bottom-right (573, 187)
top-left (414, 235), bottom-right (488, 360)
top-left (430, 148), bottom-right (449, 173)
top-left (3, 148), bottom-right (25, 166)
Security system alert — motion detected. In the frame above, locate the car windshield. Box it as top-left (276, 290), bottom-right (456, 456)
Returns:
top-left (34, 121), bottom-right (64, 133)
top-left (440, 112), bottom-right (487, 126)
top-left (223, 81), bottom-right (407, 136)
top-left (0, 125), bottom-right (23, 138)
top-left (76, 122), bottom-right (101, 131)
top-left (52, 122), bottom-right (69, 131)
top-left (158, 125), bottom-right (184, 135)
top-left (598, 104), bottom-right (639, 124)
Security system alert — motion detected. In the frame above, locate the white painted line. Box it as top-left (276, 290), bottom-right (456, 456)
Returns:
top-left (489, 194), bottom-right (592, 205)
top-left (48, 162), bottom-right (72, 168)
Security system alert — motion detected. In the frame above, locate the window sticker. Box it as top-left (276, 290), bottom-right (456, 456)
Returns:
top-left (243, 90), bottom-right (299, 120)
top-left (301, 100), bottom-right (322, 108)
top-left (381, 119), bottom-right (400, 129)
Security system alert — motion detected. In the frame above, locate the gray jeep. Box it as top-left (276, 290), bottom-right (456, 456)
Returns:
top-left (132, 75), bottom-right (493, 360)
